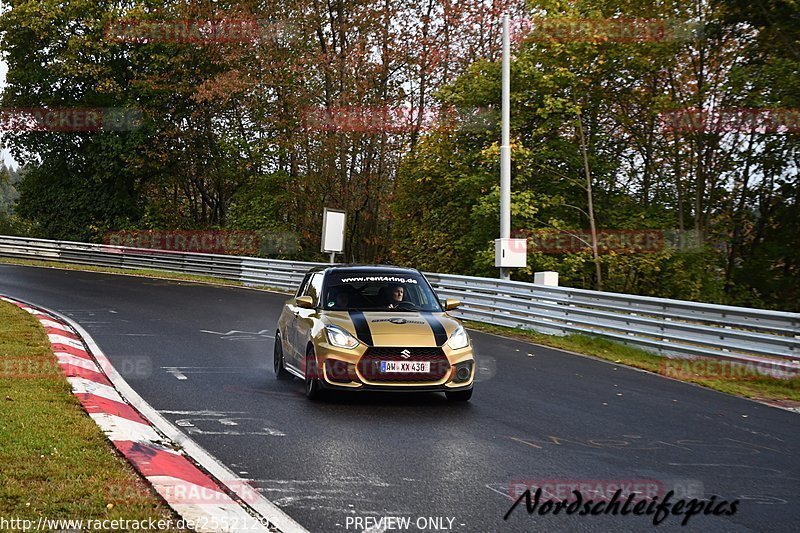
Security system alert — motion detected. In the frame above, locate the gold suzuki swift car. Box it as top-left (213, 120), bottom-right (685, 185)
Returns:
top-left (274, 265), bottom-right (475, 401)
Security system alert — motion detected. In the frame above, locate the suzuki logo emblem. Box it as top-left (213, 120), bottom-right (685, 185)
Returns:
top-left (400, 349), bottom-right (412, 358)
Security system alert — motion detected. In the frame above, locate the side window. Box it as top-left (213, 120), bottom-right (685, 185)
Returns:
top-left (296, 274), bottom-right (312, 297)
top-left (408, 285), bottom-right (424, 306)
top-left (308, 273), bottom-right (324, 305)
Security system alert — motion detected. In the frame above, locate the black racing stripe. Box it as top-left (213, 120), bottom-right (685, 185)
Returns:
top-left (348, 311), bottom-right (373, 346)
top-left (421, 311), bottom-right (448, 346)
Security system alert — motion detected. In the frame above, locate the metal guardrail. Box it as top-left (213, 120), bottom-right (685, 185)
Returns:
top-left (1, 235), bottom-right (798, 374)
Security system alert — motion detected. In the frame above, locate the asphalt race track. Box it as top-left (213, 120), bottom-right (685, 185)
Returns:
top-left (1, 263), bottom-right (798, 532)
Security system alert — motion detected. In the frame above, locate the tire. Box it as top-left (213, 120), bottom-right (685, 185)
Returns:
top-left (305, 346), bottom-right (325, 400)
top-left (445, 388), bottom-right (473, 402)
top-left (274, 332), bottom-right (290, 380)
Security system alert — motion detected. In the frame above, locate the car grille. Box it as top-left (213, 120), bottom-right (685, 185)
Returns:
top-left (358, 347), bottom-right (450, 382)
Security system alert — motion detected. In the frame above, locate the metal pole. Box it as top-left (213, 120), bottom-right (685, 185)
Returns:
top-left (499, 13), bottom-right (511, 280)
top-left (329, 252), bottom-right (335, 264)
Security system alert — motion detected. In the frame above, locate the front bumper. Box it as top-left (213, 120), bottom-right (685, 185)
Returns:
top-left (319, 381), bottom-right (474, 393)
top-left (313, 340), bottom-right (475, 391)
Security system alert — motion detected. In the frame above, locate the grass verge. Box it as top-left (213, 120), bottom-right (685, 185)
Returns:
top-left (0, 300), bottom-right (186, 528)
top-left (465, 320), bottom-right (800, 405)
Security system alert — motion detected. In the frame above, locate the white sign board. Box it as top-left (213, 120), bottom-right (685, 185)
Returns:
top-left (321, 208), bottom-right (346, 253)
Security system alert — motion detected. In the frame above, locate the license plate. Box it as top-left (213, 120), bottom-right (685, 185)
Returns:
top-left (379, 360), bottom-right (430, 373)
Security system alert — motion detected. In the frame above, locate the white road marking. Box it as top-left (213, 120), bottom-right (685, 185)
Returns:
top-left (176, 417), bottom-right (286, 437)
top-left (163, 367), bottom-right (188, 380)
top-left (200, 329), bottom-right (275, 340)
top-left (255, 475), bottom-right (394, 514)
top-left (161, 411), bottom-right (285, 437)
top-left (187, 428), bottom-right (285, 437)
top-left (485, 484), bottom-right (508, 497)
top-left (161, 367), bottom-right (253, 380)
top-left (737, 495), bottom-right (788, 505)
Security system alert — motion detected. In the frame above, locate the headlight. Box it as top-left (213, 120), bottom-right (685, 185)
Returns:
top-left (447, 326), bottom-right (470, 350)
top-left (325, 325), bottom-right (360, 349)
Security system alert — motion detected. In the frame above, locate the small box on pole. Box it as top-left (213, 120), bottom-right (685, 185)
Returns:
top-left (495, 238), bottom-right (527, 268)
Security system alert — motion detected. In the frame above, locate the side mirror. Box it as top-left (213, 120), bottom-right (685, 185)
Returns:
top-left (295, 296), bottom-right (315, 309)
top-left (444, 298), bottom-right (461, 311)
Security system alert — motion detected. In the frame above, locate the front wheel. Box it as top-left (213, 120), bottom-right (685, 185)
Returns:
top-left (445, 388), bottom-right (473, 402)
top-left (274, 332), bottom-right (290, 380)
top-left (305, 347), bottom-right (325, 400)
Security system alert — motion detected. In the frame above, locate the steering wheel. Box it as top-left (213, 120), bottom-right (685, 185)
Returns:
top-left (392, 301), bottom-right (418, 311)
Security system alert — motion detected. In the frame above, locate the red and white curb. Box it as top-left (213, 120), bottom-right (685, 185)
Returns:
top-left (1, 295), bottom-right (308, 533)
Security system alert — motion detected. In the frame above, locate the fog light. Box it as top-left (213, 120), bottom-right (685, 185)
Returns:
top-left (454, 361), bottom-right (473, 383)
top-left (325, 360), bottom-right (352, 383)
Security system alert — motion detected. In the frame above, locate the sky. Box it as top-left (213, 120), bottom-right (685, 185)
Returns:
top-left (0, 58), bottom-right (16, 168)
top-left (0, 58), bottom-right (18, 168)
top-left (0, 0), bottom-right (17, 168)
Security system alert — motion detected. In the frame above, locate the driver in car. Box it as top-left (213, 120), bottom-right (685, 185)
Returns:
top-left (334, 290), bottom-right (349, 309)
top-left (386, 284), bottom-right (405, 309)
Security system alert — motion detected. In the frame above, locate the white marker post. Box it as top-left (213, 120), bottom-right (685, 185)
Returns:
top-left (495, 13), bottom-right (526, 279)
top-left (321, 208), bottom-right (346, 264)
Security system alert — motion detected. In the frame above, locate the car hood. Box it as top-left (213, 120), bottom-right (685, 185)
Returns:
top-left (322, 310), bottom-right (460, 347)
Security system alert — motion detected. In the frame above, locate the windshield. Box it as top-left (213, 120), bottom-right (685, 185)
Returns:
top-left (322, 271), bottom-right (442, 312)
